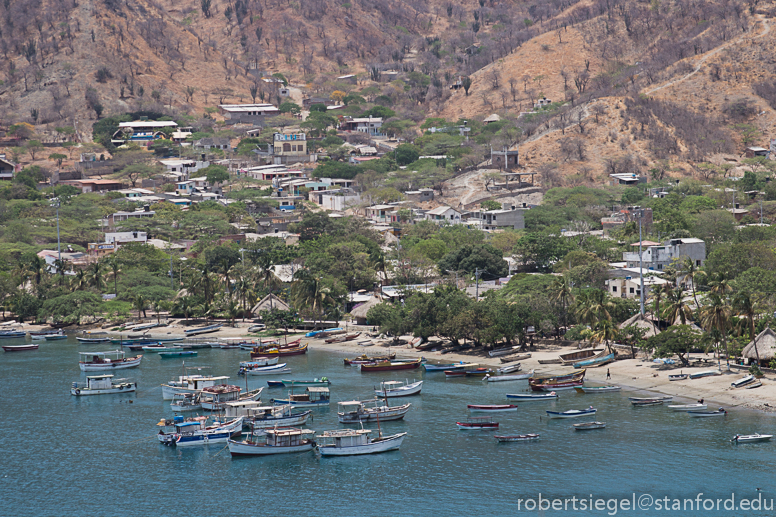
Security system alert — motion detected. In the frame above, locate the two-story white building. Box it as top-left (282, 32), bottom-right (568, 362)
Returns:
top-left (340, 117), bottom-right (383, 135)
top-left (623, 238), bottom-right (706, 271)
top-left (479, 206), bottom-right (526, 230)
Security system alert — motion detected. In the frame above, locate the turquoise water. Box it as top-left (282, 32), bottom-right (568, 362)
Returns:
top-left (1, 338), bottom-right (775, 516)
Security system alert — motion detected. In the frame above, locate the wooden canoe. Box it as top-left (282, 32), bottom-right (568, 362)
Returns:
top-left (558, 348), bottom-right (603, 366)
top-left (499, 353), bottom-right (531, 364)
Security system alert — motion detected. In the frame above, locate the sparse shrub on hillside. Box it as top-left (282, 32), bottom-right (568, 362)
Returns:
top-left (753, 82), bottom-right (776, 111)
top-left (722, 98), bottom-right (757, 122)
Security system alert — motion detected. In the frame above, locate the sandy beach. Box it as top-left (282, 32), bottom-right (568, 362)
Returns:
top-left (19, 319), bottom-right (775, 415)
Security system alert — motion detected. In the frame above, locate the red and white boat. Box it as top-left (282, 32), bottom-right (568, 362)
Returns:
top-left (444, 370), bottom-right (467, 378)
top-left (495, 434), bottom-right (540, 442)
top-left (2, 344), bottom-right (39, 352)
top-left (536, 380), bottom-right (583, 392)
top-left (457, 416), bottom-right (499, 430)
top-left (79, 350), bottom-right (143, 371)
top-left (467, 404), bottom-right (518, 413)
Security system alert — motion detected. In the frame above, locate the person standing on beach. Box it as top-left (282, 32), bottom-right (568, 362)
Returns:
top-left (606, 369), bottom-right (611, 380)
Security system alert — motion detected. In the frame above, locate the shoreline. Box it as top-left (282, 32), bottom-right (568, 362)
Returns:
top-left (29, 319), bottom-right (776, 415)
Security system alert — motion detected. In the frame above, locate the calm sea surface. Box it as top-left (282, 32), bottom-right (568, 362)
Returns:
top-left (1, 337), bottom-right (775, 516)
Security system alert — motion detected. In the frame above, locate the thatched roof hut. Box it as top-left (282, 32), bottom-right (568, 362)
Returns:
top-left (741, 327), bottom-right (776, 361)
top-left (618, 312), bottom-right (658, 338)
top-left (251, 294), bottom-right (290, 316)
top-left (351, 295), bottom-right (384, 325)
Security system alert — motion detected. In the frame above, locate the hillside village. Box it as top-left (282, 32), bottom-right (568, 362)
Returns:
top-left (2, 0), bottom-right (776, 371)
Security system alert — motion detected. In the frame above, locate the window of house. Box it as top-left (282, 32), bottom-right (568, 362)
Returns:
top-left (629, 287), bottom-right (634, 294)
top-left (696, 260), bottom-right (701, 266)
top-left (283, 143), bottom-right (291, 152)
top-left (612, 286), bottom-right (617, 292)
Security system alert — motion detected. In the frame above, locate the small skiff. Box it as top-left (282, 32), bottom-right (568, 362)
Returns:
top-left (467, 404), bottom-right (518, 413)
top-left (574, 386), bottom-right (620, 394)
top-left (484, 370), bottom-right (534, 382)
top-left (573, 421), bottom-right (606, 430)
top-left (2, 344), bottom-right (38, 352)
top-left (457, 417), bottom-right (499, 430)
top-left (667, 404), bottom-right (707, 411)
top-left (495, 434), bottom-right (540, 442)
top-left (668, 374), bottom-right (688, 381)
top-left (688, 408), bottom-right (727, 417)
top-left (506, 392), bottom-right (558, 401)
top-left (546, 407), bottom-right (596, 419)
top-left (731, 433), bottom-right (772, 443)
top-left (631, 399), bottom-right (663, 407)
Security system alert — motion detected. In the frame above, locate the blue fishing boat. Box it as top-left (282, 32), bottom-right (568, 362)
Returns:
top-left (43, 334), bottom-right (68, 341)
top-left (159, 350), bottom-right (198, 358)
top-left (573, 353), bottom-right (615, 369)
top-left (266, 380), bottom-right (284, 388)
top-left (423, 362), bottom-right (477, 372)
top-left (0, 331), bottom-right (27, 339)
top-left (305, 327), bottom-right (342, 338)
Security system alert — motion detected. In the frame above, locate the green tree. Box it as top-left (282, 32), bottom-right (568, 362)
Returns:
top-left (39, 291), bottom-right (103, 325)
top-left (462, 76), bottom-right (472, 96)
top-left (733, 291), bottom-right (760, 364)
top-left (438, 244), bottom-right (508, 277)
top-left (480, 200), bottom-right (502, 211)
top-left (119, 163), bottom-right (157, 188)
top-left (25, 140), bottom-right (44, 160)
top-left (201, 164), bottom-right (230, 185)
top-left (394, 144), bottom-right (420, 166)
top-left (647, 324), bottom-right (700, 366)
top-left (48, 153), bottom-right (67, 168)
top-left (699, 293), bottom-right (732, 368)
top-left (278, 101), bottom-right (301, 114)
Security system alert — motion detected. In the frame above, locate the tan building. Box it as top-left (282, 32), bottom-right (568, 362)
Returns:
top-left (273, 132), bottom-right (307, 157)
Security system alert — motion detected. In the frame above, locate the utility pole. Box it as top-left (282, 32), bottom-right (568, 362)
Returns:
top-left (759, 200), bottom-right (764, 225)
top-left (50, 198), bottom-right (61, 282)
top-left (637, 209), bottom-right (645, 316)
top-left (475, 268), bottom-right (483, 301)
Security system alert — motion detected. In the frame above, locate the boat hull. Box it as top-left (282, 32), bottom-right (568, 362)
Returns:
top-left (574, 422), bottom-right (606, 430)
top-left (573, 352), bottom-right (615, 369)
top-left (495, 434), bottom-right (540, 442)
top-left (485, 371), bottom-right (533, 382)
top-left (71, 383), bottom-right (137, 396)
top-left (228, 439), bottom-right (314, 455)
top-left (457, 422), bottom-right (499, 430)
top-left (468, 405), bottom-right (518, 412)
top-left (574, 386), bottom-right (621, 393)
top-left (360, 360), bottom-right (422, 372)
top-left (318, 433), bottom-right (406, 456)
top-left (79, 356), bottom-right (142, 371)
top-left (177, 431), bottom-right (232, 447)
top-left (247, 411), bottom-right (313, 430)
top-left (546, 409), bottom-right (597, 419)
top-left (2, 345), bottom-right (38, 351)
top-left (374, 381), bottom-right (422, 397)
top-left (506, 393), bottom-right (558, 401)
top-left (733, 434), bottom-right (772, 443)
top-left (338, 404), bottom-right (411, 423)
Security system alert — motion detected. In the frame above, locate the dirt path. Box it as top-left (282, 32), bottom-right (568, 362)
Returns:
top-left (644, 17), bottom-right (770, 96)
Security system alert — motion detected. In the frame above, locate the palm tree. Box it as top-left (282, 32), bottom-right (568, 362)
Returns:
top-left (189, 263), bottom-right (215, 305)
top-left (71, 269), bottom-right (88, 291)
top-left (708, 272), bottom-right (732, 296)
top-left (549, 274), bottom-right (574, 330)
top-left (574, 289), bottom-right (614, 328)
top-left (89, 261), bottom-right (104, 290)
top-left (679, 257), bottom-right (706, 310)
top-left (732, 291), bottom-right (760, 365)
top-left (256, 264), bottom-right (281, 309)
top-left (590, 320), bottom-right (619, 352)
top-left (174, 295), bottom-right (194, 321)
top-left (699, 294), bottom-right (732, 368)
top-left (663, 287), bottom-right (693, 325)
top-left (133, 293), bottom-right (148, 319)
top-left (105, 256), bottom-right (121, 295)
top-left (27, 256), bottom-right (46, 286)
top-left (291, 270), bottom-right (334, 328)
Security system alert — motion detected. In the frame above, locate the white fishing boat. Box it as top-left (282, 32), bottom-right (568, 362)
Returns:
top-left (244, 363), bottom-right (291, 376)
top-left (574, 386), bottom-right (621, 393)
top-left (78, 350), bottom-right (142, 371)
top-left (546, 407), bottom-right (597, 419)
top-left (484, 370), bottom-right (534, 382)
top-left (238, 356), bottom-right (280, 370)
top-left (506, 392), bottom-right (558, 401)
top-left (732, 433), bottom-right (772, 443)
top-left (70, 375), bottom-right (137, 396)
top-left (161, 375), bottom-right (231, 400)
top-left (76, 335), bottom-right (111, 343)
top-left (494, 433), bottom-right (540, 442)
top-left (497, 363), bottom-right (523, 374)
top-left (157, 415), bottom-right (243, 446)
top-left (337, 399), bottom-right (411, 423)
top-left (316, 429), bottom-right (406, 456)
top-left (374, 380), bottom-right (423, 397)
top-left (667, 403), bottom-right (707, 412)
top-left (170, 393), bottom-right (202, 412)
top-left (688, 370), bottom-right (721, 379)
top-left (574, 421), bottom-right (606, 430)
top-left (228, 428), bottom-right (316, 456)
top-left (200, 385), bottom-right (262, 411)
top-left (243, 405), bottom-right (313, 431)
top-left (628, 396), bottom-right (673, 402)
top-left (688, 408), bottom-right (727, 417)
top-left (731, 375), bottom-right (755, 388)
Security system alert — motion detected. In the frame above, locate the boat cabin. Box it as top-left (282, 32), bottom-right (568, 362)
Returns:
top-left (317, 429), bottom-right (371, 448)
top-left (290, 387), bottom-right (330, 403)
top-left (200, 385), bottom-right (242, 409)
top-left (223, 400), bottom-right (266, 418)
top-left (175, 375), bottom-right (231, 390)
top-left (265, 428), bottom-right (315, 447)
top-left (84, 375), bottom-right (117, 389)
top-left (79, 350), bottom-right (125, 364)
